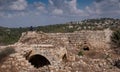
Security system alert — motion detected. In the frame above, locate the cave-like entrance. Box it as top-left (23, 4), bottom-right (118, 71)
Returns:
top-left (29, 54), bottom-right (51, 68)
top-left (83, 46), bottom-right (90, 51)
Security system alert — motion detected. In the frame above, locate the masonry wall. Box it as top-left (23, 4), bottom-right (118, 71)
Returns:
top-left (46, 29), bottom-right (112, 49)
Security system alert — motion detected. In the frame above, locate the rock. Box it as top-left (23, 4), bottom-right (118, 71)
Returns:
top-left (1, 65), bottom-right (6, 68)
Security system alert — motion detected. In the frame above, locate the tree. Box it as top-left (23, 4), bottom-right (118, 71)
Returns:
top-left (30, 26), bottom-right (34, 31)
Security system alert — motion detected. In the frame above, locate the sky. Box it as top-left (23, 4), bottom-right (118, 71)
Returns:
top-left (0, 0), bottom-right (120, 27)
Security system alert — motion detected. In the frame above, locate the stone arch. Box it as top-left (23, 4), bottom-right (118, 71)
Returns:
top-left (80, 41), bottom-right (91, 51)
top-left (82, 45), bottom-right (90, 51)
top-left (29, 54), bottom-right (51, 68)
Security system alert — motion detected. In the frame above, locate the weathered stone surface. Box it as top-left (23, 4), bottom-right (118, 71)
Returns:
top-left (0, 29), bottom-right (120, 72)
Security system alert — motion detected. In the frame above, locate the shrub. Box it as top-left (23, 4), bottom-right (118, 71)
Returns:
top-left (111, 29), bottom-right (120, 54)
top-left (0, 47), bottom-right (16, 62)
top-left (78, 51), bottom-right (83, 56)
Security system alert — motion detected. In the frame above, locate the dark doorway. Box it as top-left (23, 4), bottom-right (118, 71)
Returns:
top-left (29, 54), bottom-right (50, 68)
top-left (83, 46), bottom-right (90, 51)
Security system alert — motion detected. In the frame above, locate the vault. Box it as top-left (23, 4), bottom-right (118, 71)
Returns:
top-left (83, 46), bottom-right (90, 51)
top-left (29, 54), bottom-right (50, 68)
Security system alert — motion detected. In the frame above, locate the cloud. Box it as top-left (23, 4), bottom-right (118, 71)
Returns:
top-left (45, 0), bottom-right (120, 17)
top-left (49, 0), bottom-right (88, 16)
top-left (0, 0), bottom-right (48, 17)
top-left (48, 0), bottom-right (120, 18)
top-left (52, 9), bottom-right (63, 15)
top-left (0, 0), bottom-right (120, 27)
top-left (65, 0), bottom-right (87, 15)
top-left (0, 0), bottom-right (28, 17)
top-left (86, 0), bottom-right (120, 17)
top-left (0, 0), bottom-right (120, 22)
top-left (0, 0), bottom-right (13, 10)
top-left (0, 0), bottom-right (119, 18)
top-left (32, 2), bottom-right (47, 13)
top-left (9, 0), bottom-right (27, 10)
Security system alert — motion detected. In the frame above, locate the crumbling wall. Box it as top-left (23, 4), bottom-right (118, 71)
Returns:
top-left (46, 29), bottom-right (112, 49)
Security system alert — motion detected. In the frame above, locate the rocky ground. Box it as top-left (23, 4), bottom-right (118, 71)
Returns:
top-left (0, 31), bottom-right (120, 72)
top-left (0, 45), bottom-right (120, 72)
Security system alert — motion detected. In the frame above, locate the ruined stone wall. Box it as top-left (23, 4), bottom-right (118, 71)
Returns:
top-left (19, 29), bottom-right (112, 50)
top-left (46, 29), bottom-right (112, 49)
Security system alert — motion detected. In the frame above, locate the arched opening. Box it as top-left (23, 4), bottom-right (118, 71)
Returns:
top-left (83, 46), bottom-right (90, 51)
top-left (29, 54), bottom-right (50, 68)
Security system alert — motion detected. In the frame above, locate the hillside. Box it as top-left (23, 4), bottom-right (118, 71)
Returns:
top-left (0, 18), bottom-right (120, 45)
top-left (0, 27), bottom-right (28, 45)
top-left (36, 18), bottom-right (120, 32)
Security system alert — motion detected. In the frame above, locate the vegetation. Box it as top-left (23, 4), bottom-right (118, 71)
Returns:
top-left (0, 47), bottom-right (16, 62)
top-left (78, 51), bottom-right (84, 56)
top-left (111, 29), bottom-right (120, 54)
top-left (0, 18), bottom-right (119, 45)
top-left (0, 27), bottom-right (29, 45)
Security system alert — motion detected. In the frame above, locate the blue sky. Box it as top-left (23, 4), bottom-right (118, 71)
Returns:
top-left (77, 0), bottom-right (94, 9)
top-left (27, 0), bottom-right (94, 9)
top-left (0, 0), bottom-right (120, 27)
top-left (27, 0), bottom-right (48, 3)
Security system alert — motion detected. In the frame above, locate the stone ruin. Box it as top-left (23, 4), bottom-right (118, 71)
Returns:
top-left (0, 28), bottom-right (120, 72)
